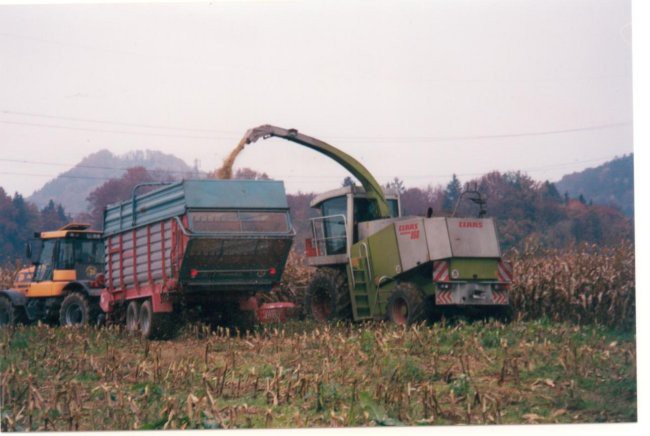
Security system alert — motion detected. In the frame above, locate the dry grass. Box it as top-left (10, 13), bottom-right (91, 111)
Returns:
top-left (0, 243), bottom-right (636, 430)
top-left (0, 263), bottom-right (20, 290)
top-left (261, 251), bottom-right (314, 307)
top-left (508, 241), bottom-right (635, 330)
top-left (0, 320), bottom-right (636, 431)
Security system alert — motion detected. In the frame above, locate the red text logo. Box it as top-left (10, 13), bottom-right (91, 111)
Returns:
top-left (458, 221), bottom-right (483, 228)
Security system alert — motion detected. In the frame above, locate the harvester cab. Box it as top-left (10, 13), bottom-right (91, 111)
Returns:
top-left (239, 124), bottom-right (514, 325)
top-left (0, 223), bottom-right (105, 327)
top-left (304, 185), bottom-right (401, 263)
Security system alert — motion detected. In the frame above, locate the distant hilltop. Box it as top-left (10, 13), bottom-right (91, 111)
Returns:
top-left (555, 154), bottom-right (634, 217)
top-left (28, 149), bottom-right (199, 214)
top-left (26, 149), bottom-right (634, 219)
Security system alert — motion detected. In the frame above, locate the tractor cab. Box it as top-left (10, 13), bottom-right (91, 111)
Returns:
top-left (305, 185), bottom-right (400, 265)
top-left (25, 223), bottom-right (105, 298)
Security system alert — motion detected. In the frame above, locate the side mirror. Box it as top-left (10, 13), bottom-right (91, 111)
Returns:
top-left (25, 242), bottom-right (32, 259)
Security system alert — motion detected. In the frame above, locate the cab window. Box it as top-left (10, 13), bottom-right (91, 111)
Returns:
top-left (320, 196), bottom-right (347, 255)
top-left (353, 198), bottom-right (399, 223)
top-left (33, 240), bottom-right (56, 282)
top-left (57, 239), bottom-right (105, 269)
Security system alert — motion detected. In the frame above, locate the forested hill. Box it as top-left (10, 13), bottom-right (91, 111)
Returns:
top-left (27, 150), bottom-right (199, 215)
top-left (555, 154), bottom-right (634, 217)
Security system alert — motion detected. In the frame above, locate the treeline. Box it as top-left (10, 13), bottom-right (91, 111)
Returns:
top-left (0, 166), bottom-right (634, 265)
top-left (396, 171), bottom-right (633, 250)
top-left (286, 171), bottom-right (633, 252)
top-left (0, 188), bottom-right (69, 264)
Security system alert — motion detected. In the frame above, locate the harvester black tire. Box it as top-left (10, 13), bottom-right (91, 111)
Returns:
top-left (139, 299), bottom-right (177, 340)
top-left (59, 292), bottom-right (94, 326)
top-left (125, 300), bottom-right (140, 332)
top-left (0, 296), bottom-right (16, 327)
top-left (491, 304), bottom-right (514, 323)
top-left (304, 267), bottom-right (351, 322)
top-left (387, 283), bottom-right (427, 326)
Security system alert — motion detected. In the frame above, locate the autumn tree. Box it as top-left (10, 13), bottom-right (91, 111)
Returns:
top-left (85, 167), bottom-right (173, 229)
top-left (233, 168), bottom-right (270, 180)
top-left (0, 188), bottom-right (69, 264)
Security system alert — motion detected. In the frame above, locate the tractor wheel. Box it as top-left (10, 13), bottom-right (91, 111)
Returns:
top-left (387, 283), bottom-right (427, 326)
top-left (304, 267), bottom-right (351, 322)
top-left (59, 292), bottom-right (93, 326)
top-left (0, 296), bottom-right (16, 327)
top-left (125, 300), bottom-right (140, 332)
top-left (139, 299), bottom-right (177, 340)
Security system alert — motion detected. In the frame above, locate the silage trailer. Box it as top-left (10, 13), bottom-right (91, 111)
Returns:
top-left (98, 179), bottom-right (295, 338)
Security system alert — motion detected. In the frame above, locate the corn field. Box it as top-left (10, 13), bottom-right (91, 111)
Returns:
top-left (269, 241), bottom-right (636, 330)
top-left (508, 241), bottom-right (635, 330)
top-left (0, 320), bottom-right (636, 431)
top-left (0, 242), bottom-right (637, 430)
top-left (0, 263), bottom-right (18, 290)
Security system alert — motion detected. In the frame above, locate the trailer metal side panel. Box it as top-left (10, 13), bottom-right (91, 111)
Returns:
top-left (104, 179), bottom-right (290, 236)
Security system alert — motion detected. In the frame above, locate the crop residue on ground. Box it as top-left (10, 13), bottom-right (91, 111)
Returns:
top-left (0, 320), bottom-right (636, 431)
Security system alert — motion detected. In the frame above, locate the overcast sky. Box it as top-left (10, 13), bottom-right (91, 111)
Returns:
top-left (0, 0), bottom-right (633, 198)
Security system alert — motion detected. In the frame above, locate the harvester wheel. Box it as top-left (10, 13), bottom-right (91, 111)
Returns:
top-left (125, 300), bottom-right (140, 332)
top-left (59, 292), bottom-right (93, 326)
top-left (491, 304), bottom-right (514, 323)
top-left (387, 283), bottom-right (426, 326)
top-left (139, 299), bottom-right (176, 340)
top-left (304, 267), bottom-right (351, 322)
top-left (0, 296), bottom-right (16, 327)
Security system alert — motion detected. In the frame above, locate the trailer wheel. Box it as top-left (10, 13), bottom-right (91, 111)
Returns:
top-left (59, 292), bottom-right (93, 326)
top-left (126, 300), bottom-right (140, 332)
top-left (387, 283), bottom-right (426, 326)
top-left (304, 267), bottom-right (351, 322)
top-left (0, 296), bottom-right (16, 327)
top-left (139, 299), bottom-right (176, 339)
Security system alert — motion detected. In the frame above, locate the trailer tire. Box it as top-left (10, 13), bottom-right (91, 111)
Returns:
top-left (0, 296), bottom-right (16, 327)
top-left (304, 267), bottom-right (351, 322)
top-left (126, 300), bottom-right (140, 332)
top-left (59, 292), bottom-right (94, 326)
top-left (387, 283), bottom-right (427, 326)
top-left (139, 300), bottom-right (176, 340)
top-left (229, 308), bottom-right (257, 334)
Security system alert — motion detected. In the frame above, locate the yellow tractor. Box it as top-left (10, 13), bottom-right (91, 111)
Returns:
top-left (0, 223), bottom-right (105, 327)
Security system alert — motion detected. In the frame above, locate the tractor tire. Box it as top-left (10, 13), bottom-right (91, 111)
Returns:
top-left (125, 300), bottom-right (140, 332)
top-left (59, 292), bottom-right (94, 326)
top-left (139, 299), bottom-right (177, 340)
top-left (387, 283), bottom-right (427, 326)
top-left (304, 267), bottom-right (351, 322)
top-left (0, 296), bottom-right (16, 327)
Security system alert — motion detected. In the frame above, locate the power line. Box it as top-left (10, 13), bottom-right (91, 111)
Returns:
top-left (0, 171), bottom-right (114, 181)
top-left (0, 153), bottom-right (622, 182)
top-left (0, 120), bottom-right (233, 140)
top-left (0, 110), bottom-right (240, 135)
top-left (1, 109), bottom-right (631, 143)
top-left (327, 122), bottom-right (632, 143)
top-left (0, 157), bottom-right (201, 176)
